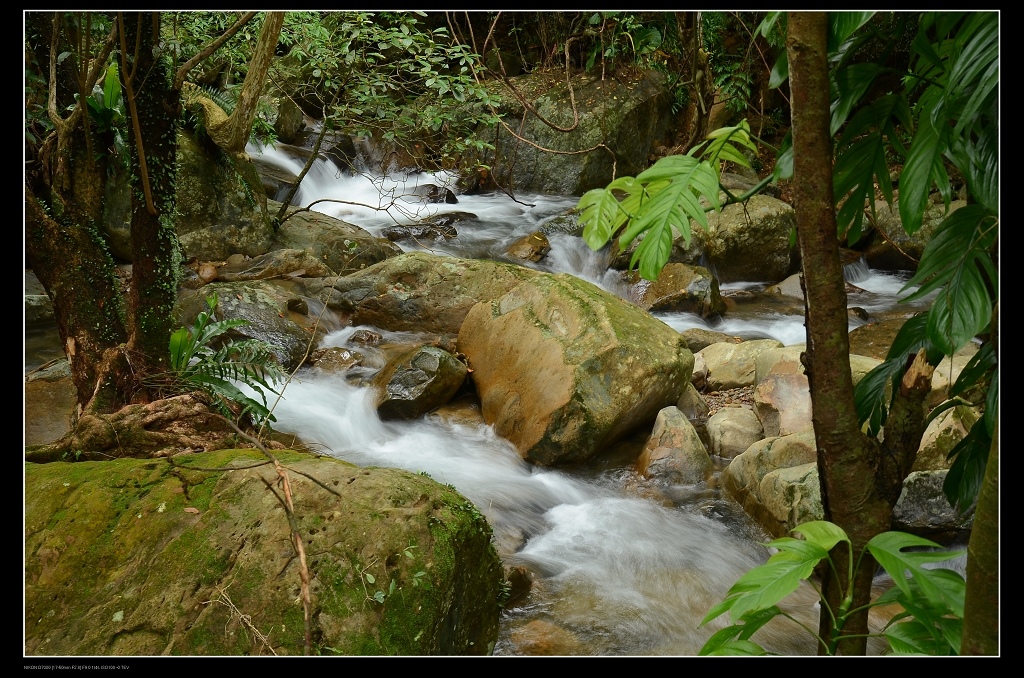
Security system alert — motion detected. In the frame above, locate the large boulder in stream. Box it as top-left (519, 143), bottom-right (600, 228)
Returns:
top-left (475, 69), bottom-right (672, 195)
top-left (458, 273), bottom-right (693, 466)
top-left (25, 450), bottom-right (503, 656)
top-left (269, 200), bottom-right (402, 276)
top-left (326, 251), bottom-right (544, 335)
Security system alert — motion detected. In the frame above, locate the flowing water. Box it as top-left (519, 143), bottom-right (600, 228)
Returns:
top-left (23, 141), bottom-right (941, 655)
top-left (245, 143), bottom-right (945, 655)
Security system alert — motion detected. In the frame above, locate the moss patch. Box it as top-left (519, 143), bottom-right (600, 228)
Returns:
top-left (26, 450), bottom-right (502, 656)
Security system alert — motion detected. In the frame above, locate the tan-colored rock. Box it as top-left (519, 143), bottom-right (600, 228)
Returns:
top-left (636, 406), bottom-right (712, 484)
top-left (459, 273), bottom-right (692, 465)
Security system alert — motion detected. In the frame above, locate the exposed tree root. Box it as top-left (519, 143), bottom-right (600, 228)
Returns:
top-left (25, 393), bottom-right (257, 463)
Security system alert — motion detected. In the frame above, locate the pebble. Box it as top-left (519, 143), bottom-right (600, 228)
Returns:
top-left (703, 385), bottom-right (756, 418)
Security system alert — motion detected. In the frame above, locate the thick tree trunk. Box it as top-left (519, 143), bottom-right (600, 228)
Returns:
top-left (25, 12), bottom-right (131, 417)
top-left (118, 12), bottom-right (182, 381)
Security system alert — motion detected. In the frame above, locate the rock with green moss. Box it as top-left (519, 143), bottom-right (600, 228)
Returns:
top-left (25, 450), bottom-right (503, 656)
top-left (459, 273), bottom-right (692, 466)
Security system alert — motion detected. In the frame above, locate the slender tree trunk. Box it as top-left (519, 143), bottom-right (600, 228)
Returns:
top-left (962, 307), bottom-right (999, 655)
top-left (216, 11), bottom-right (284, 155)
top-left (788, 11), bottom-right (940, 655)
top-left (788, 11), bottom-right (885, 655)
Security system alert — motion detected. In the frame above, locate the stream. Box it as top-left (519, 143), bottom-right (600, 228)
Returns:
top-left (247, 144), bottom-right (932, 655)
top-left (23, 142), bottom-right (936, 655)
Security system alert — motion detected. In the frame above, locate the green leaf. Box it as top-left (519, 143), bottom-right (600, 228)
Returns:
top-left (943, 418), bottom-right (990, 512)
top-left (792, 521), bottom-right (849, 552)
top-left (983, 371), bottom-right (997, 437)
top-left (768, 51), bottom-right (788, 89)
top-left (828, 12), bottom-right (875, 53)
top-left (703, 542), bottom-right (826, 625)
top-left (901, 205), bottom-right (997, 303)
top-left (102, 62), bottom-right (121, 110)
top-left (886, 619), bottom-right (952, 656)
top-left (866, 531), bottom-right (965, 604)
top-left (701, 638), bottom-right (771, 656)
top-left (950, 340), bottom-right (995, 397)
top-left (830, 63), bottom-right (883, 135)
top-left (772, 140), bottom-right (793, 182)
top-left (899, 114), bottom-right (950, 235)
top-left (924, 259), bottom-right (992, 355)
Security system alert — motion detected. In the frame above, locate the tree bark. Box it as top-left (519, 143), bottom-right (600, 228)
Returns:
top-left (788, 11), bottom-right (940, 655)
top-left (118, 12), bottom-right (183, 384)
top-left (962, 306), bottom-right (999, 655)
top-left (211, 11), bottom-right (284, 155)
top-left (26, 12), bottom-right (131, 417)
top-left (788, 11), bottom-right (884, 655)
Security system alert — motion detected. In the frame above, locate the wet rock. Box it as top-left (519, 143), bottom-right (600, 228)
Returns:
top-left (372, 345), bottom-right (468, 420)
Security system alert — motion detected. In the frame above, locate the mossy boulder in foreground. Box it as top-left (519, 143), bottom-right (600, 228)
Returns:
top-left (25, 450), bottom-right (502, 656)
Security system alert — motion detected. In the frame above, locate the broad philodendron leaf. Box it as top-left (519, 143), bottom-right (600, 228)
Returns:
top-left (698, 606), bottom-right (779, 656)
top-left (854, 358), bottom-right (900, 436)
top-left (833, 130), bottom-right (888, 243)
top-left (791, 520), bottom-right (850, 552)
top-left (700, 638), bottom-right (771, 656)
top-left (866, 531), bottom-right (966, 605)
top-left (828, 12), bottom-right (875, 54)
top-left (950, 340), bottom-right (995, 397)
top-left (943, 417), bottom-right (990, 512)
top-left (984, 371), bottom-right (997, 437)
top-left (704, 545), bottom-right (825, 624)
top-left (949, 125), bottom-right (998, 213)
top-left (854, 313), bottom-right (939, 435)
top-left (901, 204), bottom-right (996, 303)
top-left (768, 51), bottom-right (788, 90)
top-left (945, 12), bottom-right (998, 137)
top-left (899, 114), bottom-right (950, 235)
top-left (830, 62), bottom-right (883, 135)
top-left (772, 139), bottom-right (793, 182)
top-left (886, 619), bottom-right (953, 656)
top-left (701, 120), bottom-right (757, 170)
top-left (579, 148), bottom-right (722, 283)
top-left (925, 262), bottom-right (992, 355)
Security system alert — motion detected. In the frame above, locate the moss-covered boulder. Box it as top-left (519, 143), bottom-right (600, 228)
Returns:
top-left (326, 251), bottom-right (544, 335)
top-left (25, 450), bottom-right (503, 656)
top-left (476, 69), bottom-right (671, 195)
top-left (269, 200), bottom-right (402, 276)
top-left (458, 273), bottom-right (692, 466)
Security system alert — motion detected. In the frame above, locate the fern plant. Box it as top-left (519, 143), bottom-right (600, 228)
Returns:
top-left (169, 294), bottom-right (286, 425)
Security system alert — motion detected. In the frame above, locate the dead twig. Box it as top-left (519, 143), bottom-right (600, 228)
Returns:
top-left (203, 586), bottom-right (278, 656)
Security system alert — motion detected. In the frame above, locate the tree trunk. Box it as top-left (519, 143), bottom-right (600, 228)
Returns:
top-left (962, 306), bottom-right (999, 655)
top-left (212, 11), bottom-right (284, 155)
top-left (25, 12), bottom-right (131, 417)
top-left (788, 12), bottom-right (939, 655)
top-left (117, 11), bottom-right (183, 384)
top-left (787, 11), bottom-right (885, 655)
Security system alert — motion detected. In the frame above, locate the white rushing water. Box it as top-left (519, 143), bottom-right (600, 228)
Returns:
top-left (242, 143), bottom-right (931, 655)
